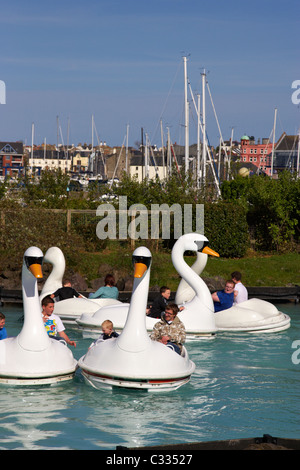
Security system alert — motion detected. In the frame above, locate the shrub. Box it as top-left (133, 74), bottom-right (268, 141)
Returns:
top-left (204, 201), bottom-right (249, 257)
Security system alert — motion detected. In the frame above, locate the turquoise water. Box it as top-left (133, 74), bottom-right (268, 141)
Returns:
top-left (0, 303), bottom-right (299, 450)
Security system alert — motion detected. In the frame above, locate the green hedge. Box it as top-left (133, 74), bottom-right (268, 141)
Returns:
top-left (204, 201), bottom-right (249, 257)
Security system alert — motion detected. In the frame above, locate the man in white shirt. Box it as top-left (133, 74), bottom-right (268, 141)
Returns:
top-left (231, 271), bottom-right (248, 305)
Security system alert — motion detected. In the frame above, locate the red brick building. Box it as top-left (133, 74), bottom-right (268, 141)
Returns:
top-left (239, 135), bottom-right (273, 175)
top-left (0, 141), bottom-right (24, 177)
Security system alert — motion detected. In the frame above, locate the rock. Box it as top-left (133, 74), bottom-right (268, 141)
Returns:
top-left (124, 276), bottom-right (134, 291)
top-left (203, 276), bottom-right (226, 292)
top-left (97, 264), bottom-right (113, 276)
top-left (0, 269), bottom-right (21, 289)
top-left (244, 442), bottom-right (290, 450)
top-left (68, 272), bottom-right (89, 291)
top-left (90, 278), bottom-right (104, 290)
top-left (116, 278), bottom-right (125, 291)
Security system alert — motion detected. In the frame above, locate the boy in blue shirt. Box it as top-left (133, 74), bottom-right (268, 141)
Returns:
top-left (0, 312), bottom-right (7, 340)
top-left (212, 280), bottom-right (235, 312)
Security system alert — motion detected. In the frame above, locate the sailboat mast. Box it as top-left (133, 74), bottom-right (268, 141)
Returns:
top-left (197, 93), bottom-right (201, 188)
top-left (297, 130), bottom-right (300, 178)
top-left (160, 120), bottom-right (166, 179)
top-left (201, 70), bottom-right (206, 182)
top-left (66, 117), bottom-right (70, 160)
top-left (31, 122), bottom-right (34, 175)
top-left (270, 107), bottom-right (277, 177)
top-left (92, 114), bottom-right (94, 150)
top-left (183, 56), bottom-right (189, 173)
top-left (145, 133), bottom-right (149, 179)
top-left (125, 124), bottom-right (129, 173)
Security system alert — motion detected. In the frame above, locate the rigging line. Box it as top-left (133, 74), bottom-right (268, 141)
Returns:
top-left (59, 125), bottom-right (67, 159)
top-left (286, 134), bottom-right (298, 168)
top-left (109, 134), bottom-right (126, 189)
top-left (170, 142), bottom-right (182, 181)
top-left (147, 136), bottom-right (163, 184)
top-left (150, 59), bottom-right (182, 142)
top-left (92, 119), bottom-right (105, 166)
top-left (205, 132), bottom-right (221, 184)
top-left (257, 128), bottom-right (273, 173)
top-left (188, 80), bottom-right (220, 195)
top-left (205, 81), bottom-right (229, 162)
top-left (276, 111), bottom-right (287, 147)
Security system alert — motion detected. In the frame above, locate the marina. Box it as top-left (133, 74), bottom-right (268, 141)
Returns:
top-left (0, 301), bottom-right (299, 450)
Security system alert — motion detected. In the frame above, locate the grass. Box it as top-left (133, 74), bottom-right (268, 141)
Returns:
top-left (74, 247), bottom-right (300, 290)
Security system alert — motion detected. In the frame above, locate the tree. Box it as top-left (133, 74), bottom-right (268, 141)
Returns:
top-left (22, 169), bottom-right (70, 208)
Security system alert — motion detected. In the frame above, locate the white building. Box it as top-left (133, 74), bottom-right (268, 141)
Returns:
top-left (26, 147), bottom-right (72, 175)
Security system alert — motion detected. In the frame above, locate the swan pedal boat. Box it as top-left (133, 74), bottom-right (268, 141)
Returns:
top-left (40, 246), bottom-right (121, 324)
top-left (214, 298), bottom-right (290, 333)
top-left (175, 235), bottom-right (291, 334)
top-left (78, 246), bottom-right (195, 391)
top-left (76, 234), bottom-right (220, 340)
top-left (77, 233), bottom-right (291, 338)
top-left (0, 247), bottom-right (77, 385)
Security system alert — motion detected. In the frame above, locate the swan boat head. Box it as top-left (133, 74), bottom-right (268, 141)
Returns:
top-left (78, 246), bottom-right (195, 391)
top-left (171, 233), bottom-right (219, 336)
top-left (40, 247), bottom-right (120, 323)
top-left (0, 247), bottom-right (77, 385)
top-left (40, 246), bottom-right (66, 299)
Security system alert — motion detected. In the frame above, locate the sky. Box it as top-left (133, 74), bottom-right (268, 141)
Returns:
top-left (0, 0), bottom-right (299, 149)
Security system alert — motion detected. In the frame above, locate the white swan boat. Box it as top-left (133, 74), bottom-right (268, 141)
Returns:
top-left (78, 246), bottom-right (195, 391)
top-left (0, 247), bottom-right (77, 385)
top-left (76, 234), bottom-right (220, 339)
top-left (175, 236), bottom-right (291, 334)
top-left (40, 247), bottom-right (121, 324)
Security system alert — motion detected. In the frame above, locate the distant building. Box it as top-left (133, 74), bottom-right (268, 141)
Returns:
top-left (27, 146), bottom-right (71, 175)
top-left (239, 135), bottom-right (273, 175)
top-left (129, 145), bottom-right (187, 182)
top-left (72, 149), bottom-right (90, 174)
top-left (106, 146), bottom-right (128, 180)
top-left (0, 141), bottom-right (24, 177)
top-left (273, 132), bottom-right (300, 173)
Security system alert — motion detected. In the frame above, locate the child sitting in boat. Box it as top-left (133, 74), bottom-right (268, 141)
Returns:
top-left (99, 320), bottom-right (119, 340)
top-left (51, 279), bottom-right (83, 301)
top-left (89, 320), bottom-right (119, 350)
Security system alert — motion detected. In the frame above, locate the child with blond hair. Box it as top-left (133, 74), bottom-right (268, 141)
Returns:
top-left (89, 319), bottom-right (119, 350)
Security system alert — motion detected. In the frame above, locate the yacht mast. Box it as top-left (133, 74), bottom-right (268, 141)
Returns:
top-left (270, 107), bottom-right (277, 177)
top-left (197, 93), bottom-right (201, 188)
top-left (31, 122), bottom-right (34, 175)
top-left (297, 130), bottom-right (300, 177)
top-left (125, 124), bottom-right (129, 173)
top-left (202, 70), bottom-right (206, 182)
top-left (160, 120), bottom-right (166, 179)
top-left (183, 56), bottom-right (189, 173)
top-left (145, 133), bottom-right (149, 179)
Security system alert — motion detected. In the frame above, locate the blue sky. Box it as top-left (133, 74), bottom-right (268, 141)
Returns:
top-left (0, 0), bottom-right (299, 148)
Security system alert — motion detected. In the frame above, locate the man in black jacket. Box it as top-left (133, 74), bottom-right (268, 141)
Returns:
top-left (146, 286), bottom-right (171, 319)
